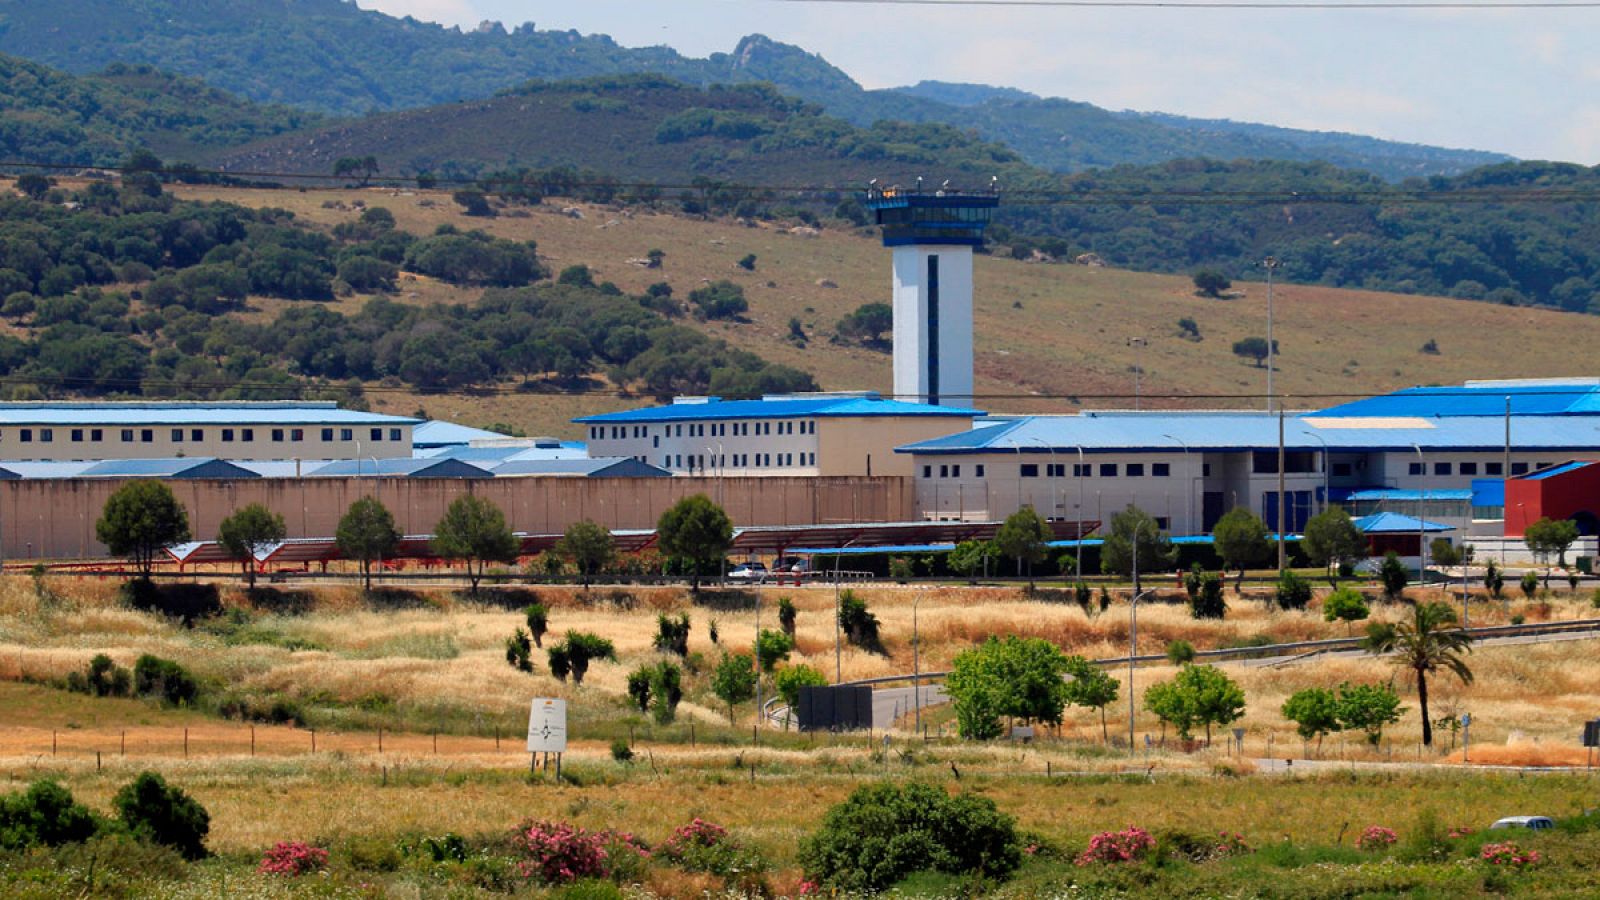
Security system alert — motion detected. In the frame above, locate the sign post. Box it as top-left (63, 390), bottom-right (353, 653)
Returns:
top-left (527, 698), bottom-right (568, 779)
top-left (1460, 713), bottom-right (1471, 765)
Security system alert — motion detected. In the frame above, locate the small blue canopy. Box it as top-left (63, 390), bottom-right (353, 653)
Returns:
top-left (1353, 512), bottom-right (1454, 534)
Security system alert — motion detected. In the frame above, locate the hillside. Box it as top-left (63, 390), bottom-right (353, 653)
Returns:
top-left (169, 180), bottom-right (1600, 439)
top-left (0, 1), bottom-right (1506, 179)
top-left (0, 54), bottom-right (325, 166)
top-left (212, 80), bottom-right (1600, 314)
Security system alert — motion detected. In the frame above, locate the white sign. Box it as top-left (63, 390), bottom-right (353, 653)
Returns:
top-left (526, 698), bottom-right (567, 753)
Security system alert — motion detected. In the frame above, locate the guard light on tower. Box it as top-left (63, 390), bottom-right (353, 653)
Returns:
top-left (864, 180), bottom-right (998, 407)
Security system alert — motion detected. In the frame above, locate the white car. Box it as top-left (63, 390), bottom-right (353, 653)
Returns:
top-left (1489, 816), bottom-right (1554, 831)
top-left (727, 562), bottom-right (769, 584)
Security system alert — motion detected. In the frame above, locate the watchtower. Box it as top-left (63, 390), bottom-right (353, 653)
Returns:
top-left (864, 182), bottom-right (998, 407)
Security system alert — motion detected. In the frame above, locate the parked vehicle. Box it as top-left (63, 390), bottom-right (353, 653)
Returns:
top-left (1489, 816), bottom-right (1555, 831)
top-left (727, 562), bottom-right (769, 583)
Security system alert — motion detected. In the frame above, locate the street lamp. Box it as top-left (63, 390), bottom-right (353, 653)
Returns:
top-left (1161, 433), bottom-right (1193, 536)
top-left (1127, 338), bottom-right (1148, 410)
top-left (1306, 428), bottom-right (1331, 516)
top-left (1074, 446), bottom-right (1086, 584)
top-left (1262, 256), bottom-right (1280, 413)
top-left (1030, 436), bottom-right (1059, 521)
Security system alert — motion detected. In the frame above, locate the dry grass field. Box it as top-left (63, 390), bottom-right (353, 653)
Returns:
top-left (6, 575), bottom-right (1600, 895)
top-left (169, 183), bottom-right (1600, 438)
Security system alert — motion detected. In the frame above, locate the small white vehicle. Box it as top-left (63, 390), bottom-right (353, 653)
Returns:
top-left (727, 562), bottom-right (769, 584)
top-left (1489, 816), bottom-right (1555, 831)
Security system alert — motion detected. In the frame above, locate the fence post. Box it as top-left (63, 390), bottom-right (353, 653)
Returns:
top-left (250, 725), bottom-right (255, 756)
top-left (51, 730), bottom-right (56, 756)
top-left (183, 727), bottom-right (188, 758)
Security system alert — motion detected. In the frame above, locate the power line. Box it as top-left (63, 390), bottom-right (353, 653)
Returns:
top-left (12, 159), bottom-right (1600, 206)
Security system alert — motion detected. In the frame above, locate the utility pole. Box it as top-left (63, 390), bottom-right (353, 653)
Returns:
top-left (1277, 409), bottom-right (1287, 572)
top-left (1263, 257), bottom-right (1279, 413)
top-left (1128, 338), bottom-right (1148, 410)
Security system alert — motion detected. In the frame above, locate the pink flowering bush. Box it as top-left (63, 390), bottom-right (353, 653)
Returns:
top-left (509, 819), bottom-right (651, 884)
top-left (258, 841), bottom-right (329, 877)
top-left (659, 817), bottom-right (729, 859)
top-left (1212, 831), bottom-right (1252, 858)
top-left (1357, 826), bottom-right (1398, 852)
top-left (1481, 841), bottom-right (1542, 869)
top-left (1076, 827), bottom-right (1157, 865)
top-left (1447, 827), bottom-right (1476, 840)
top-left (658, 817), bottom-right (767, 880)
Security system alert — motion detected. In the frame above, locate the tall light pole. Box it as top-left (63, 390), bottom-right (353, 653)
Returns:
top-left (1307, 429), bottom-right (1331, 516)
top-left (1262, 257), bottom-right (1279, 413)
top-left (1075, 445), bottom-right (1086, 583)
top-left (1276, 409), bottom-right (1287, 572)
top-left (1128, 337), bottom-right (1148, 410)
top-left (1162, 433), bottom-right (1193, 536)
top-left (1413, 444), bottom-right (1428, 585)
top-left (1031, 437), bottom-right (1059, 520)
top-left (912, 591), bottom-right (923, 734)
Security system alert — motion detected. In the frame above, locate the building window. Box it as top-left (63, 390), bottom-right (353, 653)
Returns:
top-left (191, 429), bottom-right (202, 442)
top-left (951, 465), bottom-right (960, 478)
top-left (664, 457), bottom-right (671, 468)
top-left (923, 465), bottom-right (932, 478)
top-left (242, 428), bottom-right (253, 441)
top-left (371, 428), bottom-right (383, 441)
top-left (272, 428), bottom-right (284, 442)
top-left (122, 429), bottom-right (134, 442)
top-left (1332, 462), bottom-right (1353, 477)
top-left (90, 429), bottom-right (102, 442)
top-left (1073, 463), bottom-right (1089, 477)
top-left (172, 428), bottom-right (183, 442)
top-left (1155, 517), bottom-right (1170, 530)
top-left (976, 464), bottom-right (985, 477)
top-left (71, 429), bottom-right (83, 442)
top-left (141, 429), bottom-right (153, 443)
top-left (1460, 462), bottom-right (1478, 475)
top-left (1511, 462), bottom-right (1529, 475)
top-left (1433, 462), bottom-right (1451, 476)
top-left (1100, 463), bottom-right (1117, 477)
top-left (653, 435), bottom-right (660, 448)
top-left (321, 428), bottom-right (334, 442)
top-left (1020, 463), bottom-right (1039, 477)
top-left (1126, 463), bottom-right (1145, 477)
top-left (19, 429), bottom-right (31, 443)
top-left (341, 428), bottom-right (353, 441)
top-left (291, 429), bottom-right (304, 442)
top-left (222, 429), bottom-right (234, 442)
top-left (1486, 462), bottom-right (1503, 476)
top-left (1408, 462), bottom-right (1425, 476)
top-left (939, 465), bottom-right (948, 478)
top-left (1202, 463), bottom-right (1212, 477)
top-left (39, 429), bottom-right (51, 443)
top-left (389, 428), bottom-right (400, 442)
top-left (1152, 463), bottom-right (1170, 477)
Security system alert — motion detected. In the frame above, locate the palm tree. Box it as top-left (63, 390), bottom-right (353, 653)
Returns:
top-left (1362, 602), bottom-right (1473, 746)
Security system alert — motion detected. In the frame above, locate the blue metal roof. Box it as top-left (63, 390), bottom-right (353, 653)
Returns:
top-left (1353, 512), bottom-right (1455, 533)
top-left (419, 443), bottom-right (590, 463)
top-left (575, 394), bottom-right (982, 424)
top-left (1314, 381), bottom-right (1600, 418)
top-left (0, 402), bottom-right (417, 427)
top-left (897, 410), bottom-right (1600, 455)
top-left (490, 458), bottom-right (671, 477)
top-left (411, 420), bottom-right (512, 447)
top-left (1520, 460), bottom-right (1594, 480)
top-left (1329, 488), bottom-right (1473, 502)
top-left (79, 458), bottom-right (260, 479)
top-left (308, 458), bottom-right (491, 478)
top-left (1471, 478), bottom-right (1505, 507)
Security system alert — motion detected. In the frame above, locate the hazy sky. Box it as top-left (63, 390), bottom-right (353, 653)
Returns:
top-left (364, 0), bottom-right (1600, 163)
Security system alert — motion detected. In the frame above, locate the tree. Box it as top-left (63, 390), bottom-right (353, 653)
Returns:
top-left (431, 495), bottom-right (519, 594)
top-left (648, 661), bottom-right (684, 725)
top-left (626, 665), bottom-right (653, 712)
top-left (525, 603), bottom-right (549, 648)
top-left (1335, 681), bottom-right (1404, 747)
top-left (1484, 560), bottom-right (1505, 600)
top-left (687, 280), bottom-right (748, 320)
top-left (452, 190), bottom-right (495, 217)
top-left (505, 629), bottom-right (533, 673)
top-left (994, 505), bottom-right (1050, 588)
top-left (96, 481), bottom-right (191, 579)
top-left (334, 155), bottom-right (379, 186)
top-left (1192, 269), bottom-right (1231, 298)
top-left (334, 493), bottom-right (400, 592)
top-left (837, 590), bottom-right (882, 652)
top-left (216, 503), bottom-right (286, 588)
top-left (653, 612), bottom-right (690, 656)
top-left (16, 174), bottom-right (54, 200)
top-left (1100, 505), bottom-right (1173, 592)
top-left (556, 519), bottom-right (615, 589)
top-left (114, 771), bottom-right (210, 860)
top-left (1363, 601), bottom-right (1473, 746)
top-left (1322, 588), bottom-right (1370, 634)
top-left (737, 253), bottom-right (757, 271)
top-left (1302, 507), bottom-right (1367, 581)
top-left (835, 302), bottom-right (893, 347)
top-left (1165, 639), bottom-right (1196, 665)
top-left (657, 495), bottom-right (733, 593)
top-left (1281, 687), bottom-right (1340, 754)
top-left (548, 631), bottom-right (615, 685)
top-left (755, 629), bottom-right (795, 673)
top-left (1232, 336), bottom-right (1276, 368)
top-left (1145, 664), bottom-right (1244, 743)
top-left (1524, 517), bottom-right (1580, 586)
top-left (1429, 538), bottom-right (1460, 569)
top-left (948, 539), bottom-right (998, 582)
top-left (1191, 572), bottom-right (1227, 619)
top-left (1212, 507), bottom-right (1271, 590)
top-left (1379, 551), bottom-right (1409, 600)
top-left (774, 664), bottom-right (827, 727)
top-left (777, 597), bottom-right (797, 638)
top-left (711, 652), bottom-right (758, 723)
top-left (1061, 655), bottom-right (1119, 742)
top-left (1274, 570), bottom-right (1312, 611)
top-left (946, 636), bottom-right (1073, 739)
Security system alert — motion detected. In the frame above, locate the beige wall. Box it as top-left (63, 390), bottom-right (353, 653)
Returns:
top-left (817, 417), bottom-right (972, 478)
top-left (0, 423), bottom-right (413, 462)
top-left (0, 475), bottom-right (914, 561)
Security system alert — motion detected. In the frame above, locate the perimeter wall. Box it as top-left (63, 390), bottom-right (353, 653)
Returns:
top-left (0, 476), bottom-right (914, 561)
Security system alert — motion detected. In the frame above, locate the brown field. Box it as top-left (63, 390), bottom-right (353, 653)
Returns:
top-left (168, 183), bottom-right (1600, 438)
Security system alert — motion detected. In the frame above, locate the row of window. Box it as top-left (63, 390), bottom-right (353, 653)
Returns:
top-left (1405, 461), bottom-right (1536, 477)
top-left (592, 420), bottom-right (817, 441)
top-left (666, 451), bottom-right (815, 469)
top-left (1, 427), bottom-right (403, 445)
